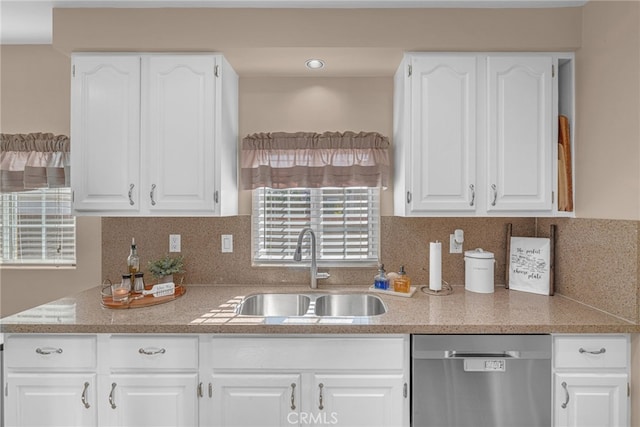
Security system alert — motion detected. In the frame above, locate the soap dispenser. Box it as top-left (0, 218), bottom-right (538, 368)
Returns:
top-left (374, 264), bottom-right (389, 290)
top-left (394, 265), bottom-right (411, 293)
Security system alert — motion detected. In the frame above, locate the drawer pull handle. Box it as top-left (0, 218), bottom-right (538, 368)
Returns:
top-left (290, 383), bottom-right (296, 410)
top-left (35, 347), bottom-right (63, 355)
top-left (109, 383), bottom-right (117, 409)
top-left (81, 382), bottom-right (90, 409)
top-left (579, 347), bottom-right (606, 355)
top-left (138, 347), bottom-right (166, 355)
top-left (318, 383), bottom-right (324, 410)
top-left (561, 381), bottom-right (570, 409)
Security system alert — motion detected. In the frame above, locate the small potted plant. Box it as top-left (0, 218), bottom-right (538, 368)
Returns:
top-left (147, 254), bottom-right (185, 284)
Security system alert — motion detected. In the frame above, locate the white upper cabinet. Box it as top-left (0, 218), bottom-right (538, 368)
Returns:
top-left (71, 53), bottom-right (238, 216)
top-left (71, 56), bottom-right (141, 213)
top-left (394, 52), bottom-right (574, 217)
top-left (486, 56), bottom-right (553, 212)
top-left (402, 55), bottom-right (478, 213)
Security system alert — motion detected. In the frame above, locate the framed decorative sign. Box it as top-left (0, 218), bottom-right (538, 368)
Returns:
top-left (505, 224), bottom-right (556, 296)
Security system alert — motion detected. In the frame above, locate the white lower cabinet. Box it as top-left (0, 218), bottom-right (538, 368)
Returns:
top-left (553, 334), bottom-right (630, 427)
top-left (5, 373), bottom-right (97, 427)
top-left (101, 373), bottom-right (198, 427)
top-left (201, 335), bottom-right (410, 427)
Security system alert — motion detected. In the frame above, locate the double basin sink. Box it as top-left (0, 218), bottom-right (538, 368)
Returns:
top-left (235, 292), bottom-right (387, 317)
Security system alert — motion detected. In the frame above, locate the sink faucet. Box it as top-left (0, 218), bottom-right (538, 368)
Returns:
top-left (294, 227), bottom-right (330, 289)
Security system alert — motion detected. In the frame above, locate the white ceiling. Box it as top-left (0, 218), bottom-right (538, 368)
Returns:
top-left (1, 0), bottom-right (587, 45)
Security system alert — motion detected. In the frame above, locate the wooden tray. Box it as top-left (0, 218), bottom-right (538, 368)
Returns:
top-left (101, 284), bottom-right (186, 309)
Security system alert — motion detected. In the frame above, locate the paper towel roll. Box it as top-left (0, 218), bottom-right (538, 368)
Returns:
top-left (429, 241), bottom-right (442, 291)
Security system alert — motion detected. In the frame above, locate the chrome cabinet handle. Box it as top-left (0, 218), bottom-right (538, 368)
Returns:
top-left (214, 190), bottom-right (219, 204)
top-left (561, 382), bottom-right (570, 409)
top-left (150, 184), bottom-right (157, 206)
top-left (491, 184), bottom-right (497, 206)
top-left (469, 184), bottom-right (475, 206)
top-left (109, 383), bottom-right (117, 409)
top-left (209, 383), bottom-right (213, 398)
top-left (198, 382), bottom-right (203, 398)
top-left (406, 191), bottom-right (412, 204)
top-left (81, 382), bottom-right (90, 409)
top-left (318, 383), bottom-right (324, 410)
top-left (579, 347), bottom-right (606, 355)
top-left (290, 383), bottom-right (296, 410)
top-left (35, 347), bottom-right (63, 355)
top-left (138, 347), bottom-right (166, 355)
top-left (128, 184), bottom-right (135, 206)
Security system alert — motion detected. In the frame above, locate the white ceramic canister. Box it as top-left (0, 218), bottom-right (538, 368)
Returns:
top-left (464, 248), bottom-right (495, 293)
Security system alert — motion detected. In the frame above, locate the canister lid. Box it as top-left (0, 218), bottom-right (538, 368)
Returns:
top-left (464, 248), bottom-right (494, 259)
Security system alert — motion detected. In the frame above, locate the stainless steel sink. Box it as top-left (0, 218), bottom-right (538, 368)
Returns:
top-left (235, 293), bottom-right (311, 317)
top-left (314, 293), bottom-right (387, 317)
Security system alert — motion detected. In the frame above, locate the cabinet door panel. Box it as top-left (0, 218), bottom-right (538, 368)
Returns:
top-left (312, 374), bottom-right (406, 427)
top-left (487, 56), bottom-right (553, 211)
top-left (410, 56), bottom-right (477, 212)
top-left (145, 55), bottom-right (216, 212)
top-left (71, 56), bottom-right (140, 212)
top-left (554, 373), bottom-right (628, 427)
top-left (103, 374), bottom-right (198, 427)
top-left (208, 373), bottom-right (301, 427)
top-left (5, 373), bottom-right (97, 427)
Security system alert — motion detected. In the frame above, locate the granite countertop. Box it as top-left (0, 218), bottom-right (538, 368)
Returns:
top-left (0, 284), bottom-right (636, 334)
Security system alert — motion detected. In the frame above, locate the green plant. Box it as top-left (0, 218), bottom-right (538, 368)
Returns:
top-left (147, 255), bottom-right (185, 279)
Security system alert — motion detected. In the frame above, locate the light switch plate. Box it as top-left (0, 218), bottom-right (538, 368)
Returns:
top-left (221, 234), bottom-right (233, 253)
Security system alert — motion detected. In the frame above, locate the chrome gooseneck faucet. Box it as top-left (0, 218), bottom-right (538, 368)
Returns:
top-left (294, 227), bottom-right (330, 289)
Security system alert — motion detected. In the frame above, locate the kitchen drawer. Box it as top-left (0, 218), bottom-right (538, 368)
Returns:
top-left (210, 336), bottom-right (407, 371)
top-left (108, 335), bottom-right (198, 370)
top-left (554, 335), bottom-right (628, 369)
top-left (5, 334), bottom-right (97, 370)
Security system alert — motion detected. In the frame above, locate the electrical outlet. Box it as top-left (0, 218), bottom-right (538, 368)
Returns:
top-left (169, 234), bottom-right (181, 252)
top-left (221, 234), bottom-right (233, 253)
top-left (450, 234), bottom-right (463, 254)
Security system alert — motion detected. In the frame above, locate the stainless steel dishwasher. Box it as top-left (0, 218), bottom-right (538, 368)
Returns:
top-left (412, 335), bottom-right (551, 427)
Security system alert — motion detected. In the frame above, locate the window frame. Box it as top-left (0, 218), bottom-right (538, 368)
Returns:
top-left (0, 187), bottom-right (76, 267)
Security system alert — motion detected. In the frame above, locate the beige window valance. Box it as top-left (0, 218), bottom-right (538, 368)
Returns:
top-left (241, 131), bottom-right (390, 190)
top-left (1, 133), bottom-right (70, 192)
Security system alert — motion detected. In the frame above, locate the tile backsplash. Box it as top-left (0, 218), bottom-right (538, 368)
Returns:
top-left (102, 216), bottom-right (639, 322)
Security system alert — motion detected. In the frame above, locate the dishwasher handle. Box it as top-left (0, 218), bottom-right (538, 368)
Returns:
top-left (445, 351), bottom-right (520, 359)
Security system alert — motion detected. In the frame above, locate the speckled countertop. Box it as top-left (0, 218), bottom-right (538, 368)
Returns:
top-left (0, 284), bottom-right (636, 334)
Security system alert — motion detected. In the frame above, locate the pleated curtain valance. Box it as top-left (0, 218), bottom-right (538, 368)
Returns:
top-left (0, 133), bottom-right (70, 192)
top-left (241, 131), bottom-right (391, 190)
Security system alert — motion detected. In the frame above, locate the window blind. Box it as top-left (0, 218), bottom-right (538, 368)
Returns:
top-left (0, 188), bottom-right (76, 265)
top-left (252, 187), bottom-right (379, 266)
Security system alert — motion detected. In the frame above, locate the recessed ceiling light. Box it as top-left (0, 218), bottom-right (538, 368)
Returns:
top-left (305, 59), bottom-right (325, 70)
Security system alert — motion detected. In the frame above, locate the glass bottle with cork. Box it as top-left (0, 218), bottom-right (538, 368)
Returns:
top-left (127, 238), bottom-right (139, 288)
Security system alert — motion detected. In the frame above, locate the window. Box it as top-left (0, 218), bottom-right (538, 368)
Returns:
top-left (0, 188), bottom-right (76, 266)
top-left (252, 187), bottom-right (379, 266)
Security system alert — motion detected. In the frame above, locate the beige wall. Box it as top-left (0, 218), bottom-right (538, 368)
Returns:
top-left (576, 1), bottom-right (640, 220)
top-left (0, 45), bottom-right (102, 316)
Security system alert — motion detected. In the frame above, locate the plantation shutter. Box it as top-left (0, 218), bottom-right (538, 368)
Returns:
top-left (253, 187), bottom-right (379, 265)
top-left (0, 188), bottom-right (76, 265)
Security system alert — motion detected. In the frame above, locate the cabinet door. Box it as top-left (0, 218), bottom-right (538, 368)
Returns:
top-left (409, 55), bottom-right (477, 212)
top-left (487, 55), bottom-right (553, 212)
top-left (312, 374), bottom-right (407, 427)
top-left (5, 373), bottom-right (97, 427)
top-left (144, 55), bottom-right (216, 213)
top-left (102, 374), bottom-right (198, 427)
top-left (554, 373), bottom-right (628, 427)
top-left (71, 55), bottom-right (141, 212)
top-left (208, 373), bottom-right (301, 427)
